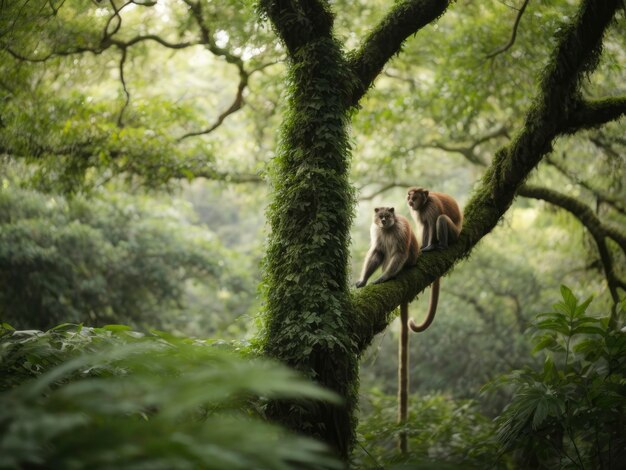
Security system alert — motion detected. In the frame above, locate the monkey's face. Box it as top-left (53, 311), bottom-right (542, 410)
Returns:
top-left (407, 188), bottom-right (428, 210)
top-left (374, 207), bottom-right (396, 228)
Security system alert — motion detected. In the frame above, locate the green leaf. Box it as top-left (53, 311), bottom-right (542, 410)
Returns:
top-left (560, 285), bottom-right (577, 314)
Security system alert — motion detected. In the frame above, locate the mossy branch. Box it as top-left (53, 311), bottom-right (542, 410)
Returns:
top-left (351, 0), bottom-right (622, 352)
top-left (559, 97), bottom-right (626, 134)
top-left (347, 0), bottom-right (449, 107)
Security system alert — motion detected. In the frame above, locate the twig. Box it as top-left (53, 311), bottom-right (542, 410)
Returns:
top-left (486, 0), bottom-right (531, 59)
top-left (117, 47), bottom-right (130, 127)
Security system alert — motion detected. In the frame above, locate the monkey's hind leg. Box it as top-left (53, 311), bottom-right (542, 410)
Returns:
top-left (422, 215), bottom-right (457, 252)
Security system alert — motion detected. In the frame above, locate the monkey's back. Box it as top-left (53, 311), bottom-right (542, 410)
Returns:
top-left (429, 191), bottom-right (463, 228)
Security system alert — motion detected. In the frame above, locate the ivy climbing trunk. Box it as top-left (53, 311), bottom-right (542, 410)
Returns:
top-left (257, 0), bottom-right (451, 459)
top-left (258, 3), bottom-right (358, 459)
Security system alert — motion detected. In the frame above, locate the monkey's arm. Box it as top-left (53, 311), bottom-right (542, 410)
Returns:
top-left (372, 251), bottom-right (407, 285)
top-left (356, 248), bottom-right (383, 288)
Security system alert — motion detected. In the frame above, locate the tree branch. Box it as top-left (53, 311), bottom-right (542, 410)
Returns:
top-left (177, 0), bottom-right (250, 140)
top-left (347, 0), bottom-right (449, 107)
top-left (358, 182), bottom-right (413, 201)
top-left (352, 0), bottom-right (623, 352)
top-left (559, 96), bottom-right (626, 134)
top-left (409, 126), bottom-right (509, 166)
top-left (116, 46), bottom-right (130, 127)
top-left (486, 0), bottom-right (531, 59)
top-left (518, 184), bottom-right (626, 304)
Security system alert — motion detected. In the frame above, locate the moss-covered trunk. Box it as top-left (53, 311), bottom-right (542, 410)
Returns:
top-left (258, 3), bottom-right (358, 458)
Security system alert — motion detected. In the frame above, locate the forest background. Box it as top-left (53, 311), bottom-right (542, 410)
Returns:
top-left (0, 0), bottom-right (625, 468)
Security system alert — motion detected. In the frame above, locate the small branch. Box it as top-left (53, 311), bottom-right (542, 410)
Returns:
top-left (116, 47), bottom-right (130, 128)
top-left (358, 182), bottom-right (413, 201)
top-left (409, 126), bottom-right (509, 166)
top-left (102, 0), bottom-right (130, 43)
top-left (546, 156), bottom-right (626, 216)
top-left (177, 70), bottom-right (247, 141)
top-left (177, 0), bottom-right (250, 140)
top-left (486, 0), bottom-right (531, 59)
top-left (589, 135), bottom-right (622, 161)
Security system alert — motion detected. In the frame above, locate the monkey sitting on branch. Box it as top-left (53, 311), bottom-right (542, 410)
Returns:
top-left (405, 187), bottom-right (463, 332)
top-left (355, 207), bottom-right (419, 288)
top-left (406, 187), bottom-right (463, 252)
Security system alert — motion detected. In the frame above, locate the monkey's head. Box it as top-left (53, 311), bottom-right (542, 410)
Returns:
top-left (374, 207), bottom-right (396, 228)
top-left (407, 187), bottom-right (429, 211)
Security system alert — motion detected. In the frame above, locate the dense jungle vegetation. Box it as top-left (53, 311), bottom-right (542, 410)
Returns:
top-left (1, 0), bottom-right (625, 468)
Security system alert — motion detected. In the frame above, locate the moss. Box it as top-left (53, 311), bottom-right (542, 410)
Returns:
top-left (256, 19), bottom-right (359, 456)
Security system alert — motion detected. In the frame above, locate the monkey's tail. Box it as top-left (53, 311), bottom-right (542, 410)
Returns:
top-left (408, 277), bottom-right (440, 332)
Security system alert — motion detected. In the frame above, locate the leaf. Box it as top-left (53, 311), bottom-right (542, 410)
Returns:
top-left (560, 285), bottom-right (578, 314)
top-left (531, 335), bottom-right (557, 354)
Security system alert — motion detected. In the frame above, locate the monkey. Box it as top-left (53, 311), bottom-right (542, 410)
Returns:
top-left (405, 187), bottom-right (463, 332)
top-left (355, 207), bottom-right (419, 288)
top-left (407, 187), bottom-right (463, 252)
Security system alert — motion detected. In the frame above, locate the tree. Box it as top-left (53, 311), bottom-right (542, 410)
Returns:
top-left (1, 0), bottom-right (625, 462)
top-left (258, 0), bottom-right (625, 458)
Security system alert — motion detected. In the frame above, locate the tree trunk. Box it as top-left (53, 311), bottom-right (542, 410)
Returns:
top-left (258, 4), bottom-right (358, 458)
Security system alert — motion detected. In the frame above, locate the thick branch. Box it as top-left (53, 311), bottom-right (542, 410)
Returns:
top-left (559, 97), bottom-right (626, 134)
top-left (351, 0), bottom-right (622, 352)
top-left (347, 0), bottom-right (449, 107)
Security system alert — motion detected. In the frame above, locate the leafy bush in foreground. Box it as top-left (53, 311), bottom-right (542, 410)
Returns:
top-left (489, 287), bottom-right (626, 469)
top-left (0, 324), bottom-right (341, 469)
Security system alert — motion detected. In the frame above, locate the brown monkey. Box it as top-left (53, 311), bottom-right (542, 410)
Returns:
top-left (405, 187), bottom-right (463, 332)
top-left (355, 207), bottom-right (419, 288)
top-left (407, 187), bottom-right (463, 252)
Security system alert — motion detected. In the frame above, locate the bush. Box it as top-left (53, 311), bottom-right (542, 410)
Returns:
top-left (489, 286), bottom-right (626, 469)
top-left (0, 323), bottom-right (341, 469)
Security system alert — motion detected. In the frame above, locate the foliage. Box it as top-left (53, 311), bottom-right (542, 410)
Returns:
top-left (0, 185), bottom-right (254, 332)
top-left (489, 286), bottom-right (626, 469)
top-left (353, 390), bottom-right (504, 469)
top-left (1, 0), bottom-right (624, 462)
top-left (0, 323), bottom-right (342, 469)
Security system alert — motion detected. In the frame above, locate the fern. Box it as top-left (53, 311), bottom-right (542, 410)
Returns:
top-left (0, 324), bottom-right (342, 469)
